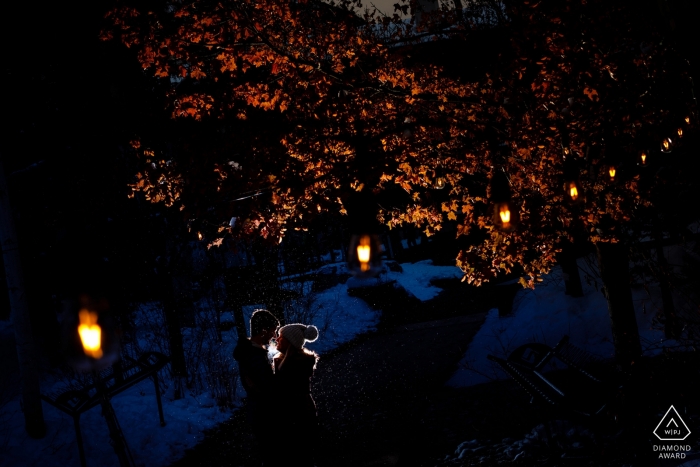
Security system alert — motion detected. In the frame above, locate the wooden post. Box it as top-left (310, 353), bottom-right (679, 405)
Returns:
top-left (0, 157), bottom-right (46, 438)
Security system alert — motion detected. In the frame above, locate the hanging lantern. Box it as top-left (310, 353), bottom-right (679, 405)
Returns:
top-left (564, 180), bottom-right (582, 202)
top-left (677, 128), bottom-right (684, 138)
top-left (431, 153), bottom-right (446, 190)
top-left (685, 116), bottom-right (691, 125)
top-left (433, 171), bottom-right (446, 190)
top-left (63, 297), bottom-right (120, 372)
top-left (78, 310), bottom-right (103, 359)
top-left (608, 166), bottom-right (616, 181)
top-left (346, 191), bottom-right (384, 278)
top-left (492, 201), bottom-right (519, 232)
top-left (490, 171), bottom-right (519, 232)
top-left (639, 151), bottom-right (648, 166)
top-left (347, 233), bottom-right (383, 277)
top-left (197, 231), bottom-right (203, 241)
top-left (660, 137), bottom-right (673, 153)
top-left (562, 150), bottom-right (582, 204)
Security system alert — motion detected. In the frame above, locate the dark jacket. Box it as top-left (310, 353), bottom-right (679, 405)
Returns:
top-left (270, 351), bottom-right (319, 465)
top-left (233, 339), bottom-right (274, 398)
top-left (274, 352), bottom-right (318, 424)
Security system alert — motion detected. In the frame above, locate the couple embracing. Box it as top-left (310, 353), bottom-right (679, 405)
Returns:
top-left (233, 309), bottom-right (320, 466)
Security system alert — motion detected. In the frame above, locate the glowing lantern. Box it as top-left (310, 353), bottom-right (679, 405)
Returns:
top-left (677, 128), bottom-right (684, 138)
top-left (78, 310), bottom-right (103, 359)
top-left (490, 171), bottom-right (519, 232)
top-left (492, 201), bottom-right (518, 232)
top-left (608, 167), bottom-right (616, 181)
top-left (565, 180), bottom-right (581, 202)
top-left (685, 116), bottom-right (691, 125)
top-left (431, 159), bottom-right (447, 190)
top-left (64, 296), bottom-right (120, 371)
top-left (499, 205), bottom-right (511, 223)
top-left (660, 137), bottom-right (673, 153)
top-left (433, 175), bottom-right (446, 190)
top-left (562, 153), bottom-right (582, 204)
top-left (356, 238), bottom-right (371, 271)
top-left (640, 152), bottom-right (647, 165)
top-left (197, 231), bottom-right (203, 241)
top-left (347, 233), bottom-right (383, 277)
top-left (569, 185), bottom-right (578, 199)
top-left (346, 190), bottom-right (384, 278)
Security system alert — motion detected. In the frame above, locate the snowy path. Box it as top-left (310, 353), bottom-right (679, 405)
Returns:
top-left (312, 313), bottom-right (488, 466)
top-left (168, 312), bottom-right (487, 467)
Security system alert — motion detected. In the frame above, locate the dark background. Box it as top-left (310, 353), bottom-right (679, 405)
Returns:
top-left (1, 0), bottom-right (699, 350)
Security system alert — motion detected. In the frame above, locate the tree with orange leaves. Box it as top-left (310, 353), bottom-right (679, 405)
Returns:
top-left (104, 0), bottom-right (698, 363)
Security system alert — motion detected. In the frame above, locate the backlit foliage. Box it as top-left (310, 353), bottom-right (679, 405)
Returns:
top-left (104, 0), bottom-right (695, 287)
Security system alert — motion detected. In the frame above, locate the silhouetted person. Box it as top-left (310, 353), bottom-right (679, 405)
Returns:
top-left (272, 323), bottom-right (320, 466)
top-left (233, 309), bottom-right (279, 465)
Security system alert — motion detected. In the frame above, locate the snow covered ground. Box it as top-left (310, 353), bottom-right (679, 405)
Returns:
top-left (386, 259), bottom-right (464, 301)
top-left (447, 255), bottom-right (679, 387)
top-left (0, 302), bottom-right (236, 467)
top-left (0, 259), bottom-right (461, 467)
top-left (1, 254), bottom-right (685, 466)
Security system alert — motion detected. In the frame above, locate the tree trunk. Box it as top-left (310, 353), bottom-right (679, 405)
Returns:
top-left (161, 276), bottom-right (188, 400)
top-left (383, 233), bottom-right (394, 260)
top-left (224, 266), bottom-right (254, 340)
top-left (654, 232), bottom-right (681, 339)
top-left (160, 238), bottom-right (189, 400)
top-left (0, 159), bottom-right (46, 438)
top-left (596, 242), bottom-right (642, 367)
top-left (558, 241), bottom-right (583, 297)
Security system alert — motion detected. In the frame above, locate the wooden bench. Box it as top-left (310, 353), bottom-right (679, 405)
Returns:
top-left (41, 351), bottom-right (169, 467)
top-left (487, 336), bottom-right (617, 418)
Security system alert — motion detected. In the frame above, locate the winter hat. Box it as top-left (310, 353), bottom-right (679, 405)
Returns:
top-left (278, 324), bottom-right (319, 349)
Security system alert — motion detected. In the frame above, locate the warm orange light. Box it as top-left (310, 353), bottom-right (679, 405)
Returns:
top-left (662, 138), bottom-right (672, 152)
top-left (356, 236), bottom-right (372, 272)
top-left (78, 310), bottom-right (103, 359)
top-left (197, 232), bottom-right (203, 241)
top-left (499, 207), bottom-right (511, 224)
top-left (609, 168), bottom-right (616, 180)
top-left (569, 183), bottom-right (579, 200)
top-left (641, 153), bottom-right (647, 164)
top-left (685, 116), bottom-right (691, 124)
top-left (678, 128), bottom-right (683, 137)
top-left (493, 201), bottom-right (517, 231)
top-left (434, 177), bottom-right (446, 189)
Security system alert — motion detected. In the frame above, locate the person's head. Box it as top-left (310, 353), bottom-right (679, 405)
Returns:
top-left (276, 323), bottom-right (319, 353)
top-left (250, 309), bottom-right (279, 343)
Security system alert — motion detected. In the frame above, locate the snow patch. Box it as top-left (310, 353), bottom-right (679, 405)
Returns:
top-left (447, 256), bottom-right (675, 387)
